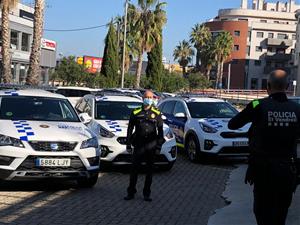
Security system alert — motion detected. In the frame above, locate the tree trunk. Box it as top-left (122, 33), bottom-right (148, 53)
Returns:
top-left (1, 1), bottom-right (12, 83)
top-left (220, 61), bottom-right (224, 89)
top-left (26, 0), bottom-right (45, 85)
top-left (135, 52), bottom-right (143, 88)
top-left (206, 64), bottom-right (212, 80)
top-left (215, 63), bottom-right (220, 89)
top-left (182, 66), bottom-right (186, 77)
top-left (195, 50), bottom-right (201, 71)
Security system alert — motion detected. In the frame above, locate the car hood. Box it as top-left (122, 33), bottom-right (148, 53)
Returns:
top-left (199, 118), bottom-right (251, 132)
top-left (0, 120), bottom-right (93, 142)
top-left (96, 119), bottom-right (171, 137)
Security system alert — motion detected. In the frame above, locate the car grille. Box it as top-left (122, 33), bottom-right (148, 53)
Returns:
top-left (29, 141), bottom-right (77, 152)
top-left (219, 146), bottom-right (250, 155)
top-left (117, 137), bottom-right (127, 145)
top-left (220, 132), bottom-right (248, 139)
top-left (113, 154), bottom-right (168, 163)
top-left (17, 156), bottom-right (86, 172)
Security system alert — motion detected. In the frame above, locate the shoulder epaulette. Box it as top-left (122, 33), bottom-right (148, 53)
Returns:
top-left (252, 99), bottom-right (260, 109)
top-left (133, 107), bottom-right (142, 115)
top-left (151, 107), bottom-right (160, 115)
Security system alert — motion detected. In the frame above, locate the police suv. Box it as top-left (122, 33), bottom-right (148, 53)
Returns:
top-left (75, 92), bottom-right (177, 170)
top-left (158, 95), bottom-right (250, 162)
top-left (0, 89), bottom-right (100, 187)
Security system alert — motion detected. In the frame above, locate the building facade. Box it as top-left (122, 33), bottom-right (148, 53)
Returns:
top-left (207, 0), bottom-right (299, 89)
top-left (0, 3), bottom-right (56, 84)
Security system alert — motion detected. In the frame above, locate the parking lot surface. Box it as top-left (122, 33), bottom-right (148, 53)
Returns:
top-left (0, 155), bottom-right (233, 225)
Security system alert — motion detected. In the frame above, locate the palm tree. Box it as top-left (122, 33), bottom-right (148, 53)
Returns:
top-left (214, 31), bottom-right (234, 89)
top-left (26, 0), bottom-right (45, 85)
top-left (173, 40), bottom-right (194, 76)
top-left (128, 0), bottom-right (167, 88)
top-left (1, 0), bottom-right (18, 83)
top-left (201, 40), bottom-right (217, 80)
top-left (190, 23), bottom-right (211, 71)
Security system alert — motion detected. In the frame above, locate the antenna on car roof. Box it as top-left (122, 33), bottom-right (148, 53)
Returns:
top-left (176, 92), bottom-right (216, 99)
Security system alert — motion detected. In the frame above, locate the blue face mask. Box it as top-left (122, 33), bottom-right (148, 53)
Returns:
top-left (143, 98), bottom-right (153, 106)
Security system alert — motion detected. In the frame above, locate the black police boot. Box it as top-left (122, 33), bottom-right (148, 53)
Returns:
top-left (124, 194), bottom-right (134, 200)
top-left (143, 196), bottom-right (152, 202)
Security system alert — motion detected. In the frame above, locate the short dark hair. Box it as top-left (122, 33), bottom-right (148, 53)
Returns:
top-left (268, 69), bottom-right (288, 91)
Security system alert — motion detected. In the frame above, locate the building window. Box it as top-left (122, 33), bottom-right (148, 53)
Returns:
top-left (19, 64), bottom-right (28, 83)
top-left (245, 59), bottom-right (249, 66)
top-left (251, 78), bottom-right (258, 89)
top-left (231, 59), bottom-right (238, 64)
top-left (234, 30), bottom-right (240, 36)
top-left (292, 34), bottom-right (296, 40)
top-left (268, 33), bottom-right (274, 38)
top-left (233, 45), bottom-right (239, 51)
top-left (260, 20), bottom-right (267, 23)
top-left (11, 63), bottom-right (17, 80)
top-left (21, 33), bottom-right (30, 52)
top-left (256, 46), bottom-right (263, 52)
top-left (10, 30), bottom-right (19, 50)
top-left (277, 33), bottom-right (287, 39)
top-left (246, 46), bottom-right (250, 56)
top-left (248, 31), bottom-right (251, 41)
top-left (256, 32), bottom-right (264, 38)
top-left (254, 60), bottom-right (261, 66)
top-left (274, 21), bottom-right (279, 24)
top-left (261, 79), bottom-right (268, 90)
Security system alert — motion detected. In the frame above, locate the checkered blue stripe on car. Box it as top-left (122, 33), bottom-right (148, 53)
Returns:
top-left (4, 91), bottom-right (19, 96)
top-left (205, 119), bottom-right (223, 129)
top-left (105, 120), bottom-right (122, 132)
top-left (12, 120), bottom-right (35, 141)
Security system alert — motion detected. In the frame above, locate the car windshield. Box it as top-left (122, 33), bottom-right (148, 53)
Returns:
top-left (95, 101), bottom-right (142, 120)
top-left (0, 96), bottom-right (80, 122)
top-left (290, 98), bottom-right (300, 105)
top-left (187, 102), bottom-right (238, 118)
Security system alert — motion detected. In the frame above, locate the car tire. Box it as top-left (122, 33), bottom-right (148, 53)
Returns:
top-left (160, 161), bottom-right (175, 171)
top-left (77, 173), bottom-right (99, 188)
top-left (185, 135), bottom-right (202, 163)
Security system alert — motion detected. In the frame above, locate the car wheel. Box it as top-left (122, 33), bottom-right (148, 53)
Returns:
top-left (185, 135), bottom-right (201, 163)
top-left (77, 173), bottom-right (99, 188)
top-left (160, 161), bottom-right (175, 171)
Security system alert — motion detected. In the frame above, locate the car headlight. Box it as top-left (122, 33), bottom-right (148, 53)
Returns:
top-left (165, 128), bottom-right (174, 139)
top-left (0, 134), bottom-right (25, 148)
top-left (99, 126), bottom-right (115, 138)
top-left (199, 122), bottom-right (218, 133)
top-left (80, 136), bottom-right (99, 149)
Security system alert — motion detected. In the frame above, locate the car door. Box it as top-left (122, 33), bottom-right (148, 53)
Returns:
top-left (172, 101), bottom-right (187, 145)
top-left (159, 100), bottom-right (176, 133)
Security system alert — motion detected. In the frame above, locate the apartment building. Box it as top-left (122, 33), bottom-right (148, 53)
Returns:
top-left (206, 0), bottom-right (299, 89)
top-left (0, 3), bottom-right (56, 84)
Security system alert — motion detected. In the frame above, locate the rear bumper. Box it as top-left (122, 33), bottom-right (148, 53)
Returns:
top-left (111, 153), bottom-right (175, 165)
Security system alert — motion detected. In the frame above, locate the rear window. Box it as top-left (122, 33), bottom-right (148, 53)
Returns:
top-left (56, 89), bottom-right (91, 97)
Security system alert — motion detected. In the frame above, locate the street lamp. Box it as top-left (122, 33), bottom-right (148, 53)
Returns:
top-left (121, 0), bottom-right (129, 88)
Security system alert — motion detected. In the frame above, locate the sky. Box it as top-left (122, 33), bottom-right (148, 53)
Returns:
top-left (24, 0), bottom-right (245, 62)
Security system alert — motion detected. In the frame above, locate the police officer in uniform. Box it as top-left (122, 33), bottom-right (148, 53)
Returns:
top-left (228, 69), bottom-right (299, 225)
top-left (124, 90), bottom-right (164, 201)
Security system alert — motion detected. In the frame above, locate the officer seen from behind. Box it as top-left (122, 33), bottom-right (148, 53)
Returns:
top-left (124, 90), bottom-right (164, 202)
top-left (228, 69), bottom-right (299, 225)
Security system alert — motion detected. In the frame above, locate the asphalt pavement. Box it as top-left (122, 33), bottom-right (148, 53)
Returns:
top-left (208, 165), bottom-right (300, 225)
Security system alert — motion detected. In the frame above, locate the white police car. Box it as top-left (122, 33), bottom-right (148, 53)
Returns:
top-left (75, 92), bottom-right (177, 170)
top-left (158, 96), bottom-right (250, 162)
top-left (0, 89), bottom-right (100, 187)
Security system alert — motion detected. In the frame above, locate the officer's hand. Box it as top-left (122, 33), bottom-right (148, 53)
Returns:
top-left (126, 145), bottom-right (133, 154)
top-left (244, 166), bottom-right (254, 185)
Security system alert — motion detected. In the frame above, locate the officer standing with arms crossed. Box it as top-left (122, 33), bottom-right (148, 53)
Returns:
top-left (228, 69), bottom-right (299, 225)
top-left (124, 90), bottom-right (164, 202)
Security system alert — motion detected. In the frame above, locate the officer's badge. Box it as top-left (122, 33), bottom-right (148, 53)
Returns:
top-left (151, 113), bottom-right (156, 119)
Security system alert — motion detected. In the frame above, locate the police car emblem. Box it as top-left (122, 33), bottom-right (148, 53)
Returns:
top-left (40, 124), bottom-right (49, 128)
top-left (151, 113), bottom-right (155, 119)
top-left (50, 143), bottom-right (59, 151)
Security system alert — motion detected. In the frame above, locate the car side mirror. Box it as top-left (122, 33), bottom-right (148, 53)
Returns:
top-left (174, 112), bottom-right (186, 118)
top-left (79, 113), bottom-right (92, 124)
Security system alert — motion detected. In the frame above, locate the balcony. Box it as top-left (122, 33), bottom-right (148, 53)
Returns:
top-left (266, 38), bottom-right (293, 48)
top-left (264, 66), bottom-right (291, 74)
top-left (264, 53), bottom-right (292, 62)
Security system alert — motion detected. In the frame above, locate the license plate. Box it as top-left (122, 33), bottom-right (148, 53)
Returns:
top-left (233, 141), bottom-right (248, 147)
top-left (35, 158), bottom-right (71, 167)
